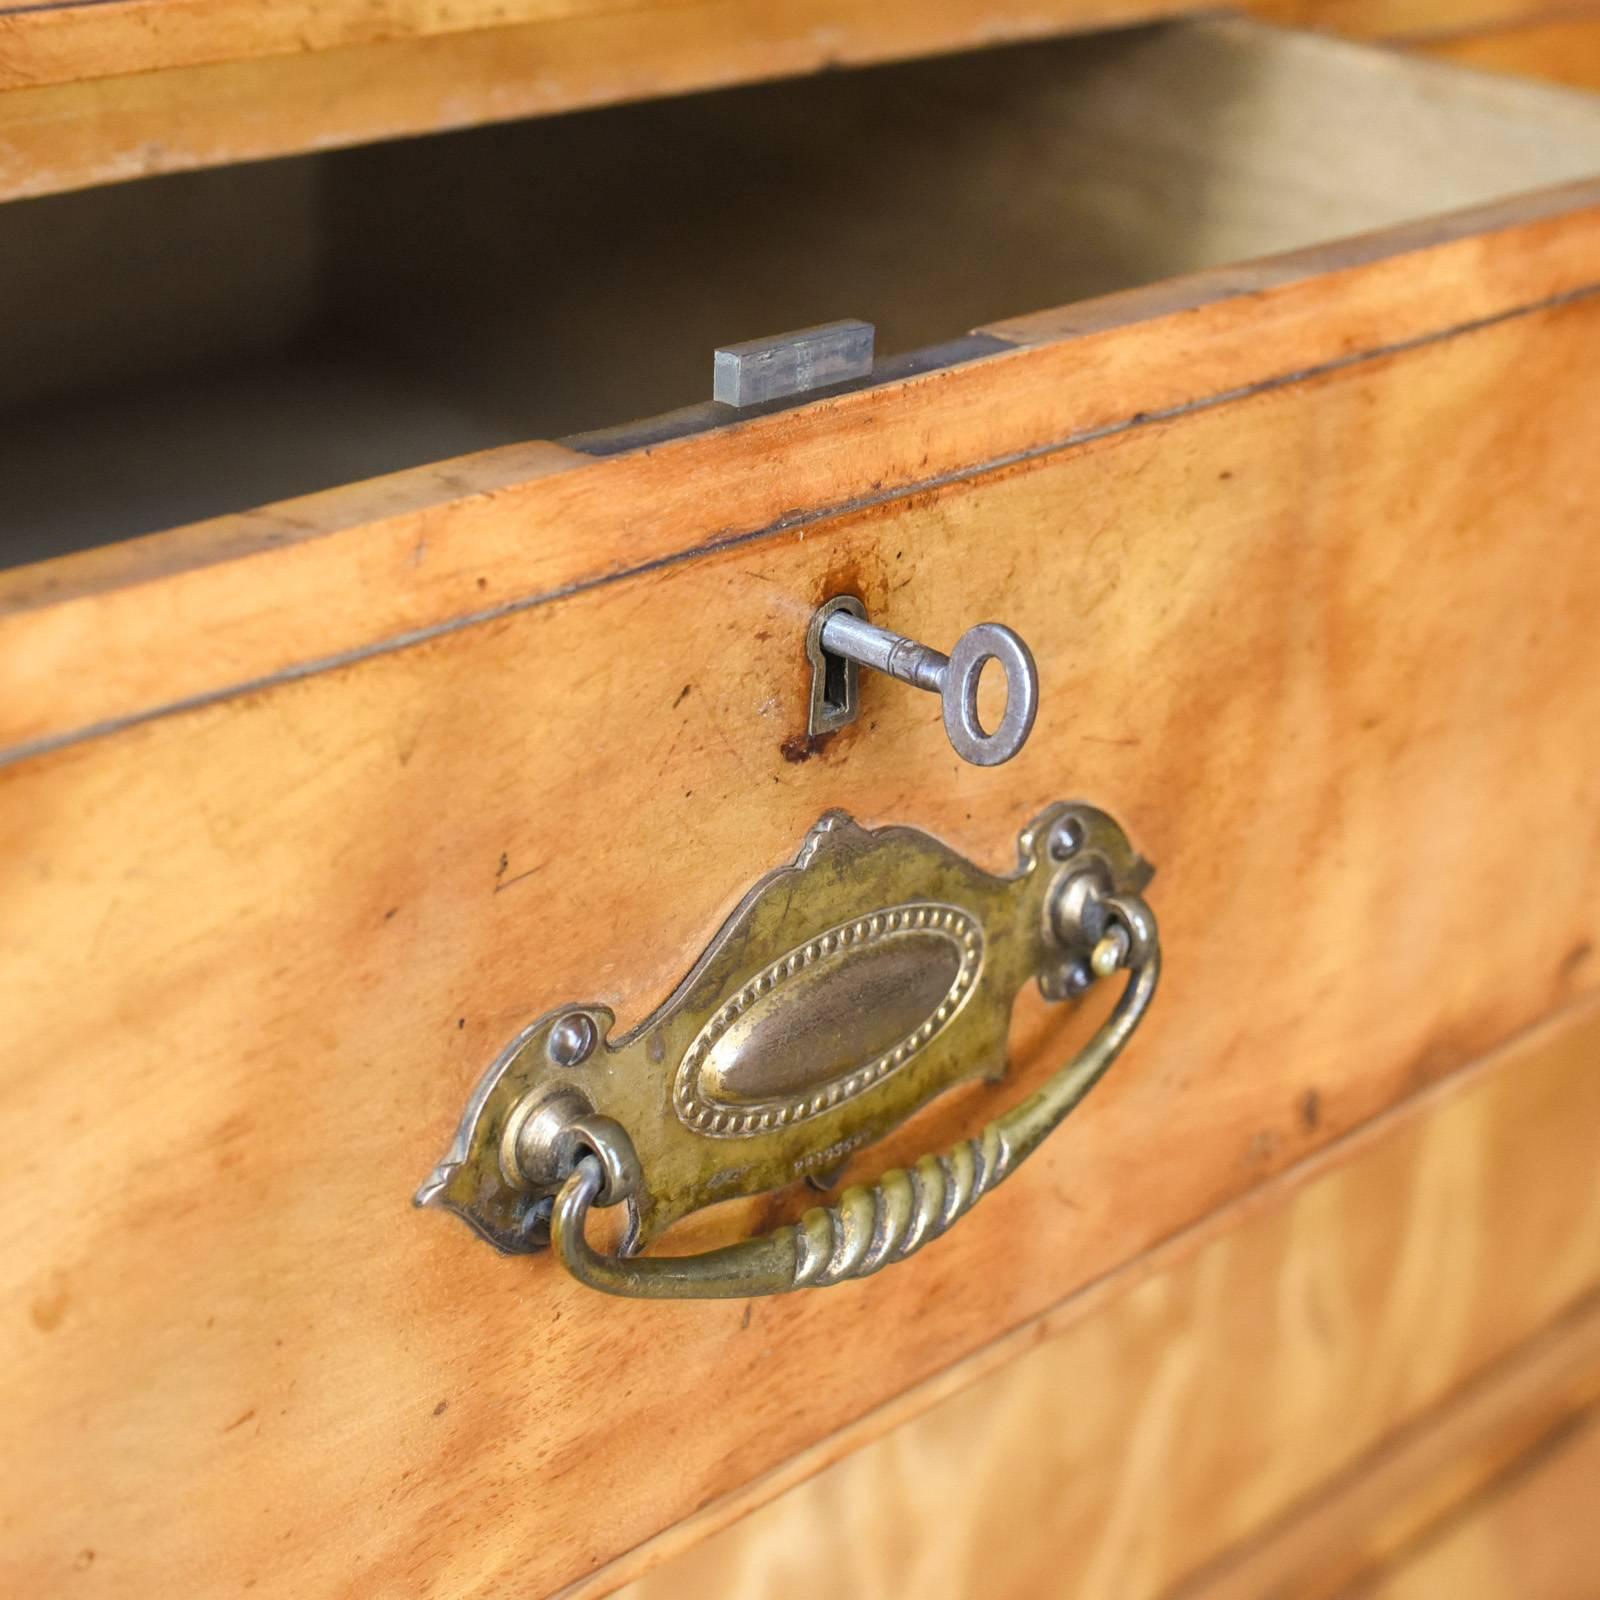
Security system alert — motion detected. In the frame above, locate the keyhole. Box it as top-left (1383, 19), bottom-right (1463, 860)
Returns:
top-left (823, 647), bottom-right (850, 717)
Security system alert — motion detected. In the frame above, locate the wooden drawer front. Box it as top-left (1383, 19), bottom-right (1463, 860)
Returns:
top-left (612, 1001), bottom-right (1600, 1600)
top-left (3, 20), bottom-right (1600, 1598)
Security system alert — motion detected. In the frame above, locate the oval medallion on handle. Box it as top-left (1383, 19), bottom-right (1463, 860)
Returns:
top-left (673, 903), bottom-right (983, 1136)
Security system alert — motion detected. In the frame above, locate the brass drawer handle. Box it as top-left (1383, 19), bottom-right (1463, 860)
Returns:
top-left (418, 802), bottom-right (1158, 1300)
top-left (554, 917), bottom-right (1154, 1297)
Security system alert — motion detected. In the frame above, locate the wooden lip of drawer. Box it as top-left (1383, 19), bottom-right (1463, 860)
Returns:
top-left (2, 20), bottom-right (1600, 759)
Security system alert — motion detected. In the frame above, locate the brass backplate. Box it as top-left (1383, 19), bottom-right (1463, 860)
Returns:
top-left (417, 803), bottom-right (1150, 1255)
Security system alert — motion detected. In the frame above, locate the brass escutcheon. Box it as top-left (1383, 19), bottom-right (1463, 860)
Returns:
top-left (416, 802), bottom-right (1159, 1298)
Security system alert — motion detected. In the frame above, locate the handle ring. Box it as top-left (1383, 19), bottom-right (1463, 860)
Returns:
top-left (943, 624), bottom-right (1039, 767)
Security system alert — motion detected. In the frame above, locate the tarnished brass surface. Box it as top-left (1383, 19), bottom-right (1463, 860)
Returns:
top-left (418, 802), bottom-right (1158, 1296)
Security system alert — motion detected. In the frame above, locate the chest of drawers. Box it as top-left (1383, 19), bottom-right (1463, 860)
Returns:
top-left (2, 14), bottom-right (1598, 1597)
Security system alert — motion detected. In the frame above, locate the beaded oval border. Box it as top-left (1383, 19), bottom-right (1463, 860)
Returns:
top-left (673, 902), bottom-right (983, 1137)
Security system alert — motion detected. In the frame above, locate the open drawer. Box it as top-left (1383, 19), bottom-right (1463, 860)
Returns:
top-left (3, 18), bottom-right (1600, 1598)
top-left (5, 19), bottom-right (1600, 567)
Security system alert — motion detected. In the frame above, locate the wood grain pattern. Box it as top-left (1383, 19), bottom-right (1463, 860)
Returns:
top-left (0, 0), bottom-right (1596, 202)
top-left (1253, 0), bottom-right (1588, 38)
top-left (1168, 1299), bottom-right (1600, 1599)
top-left (1353, 1407), bottom-right (1600, 1599)
top-left (3, 274), bottom-right (1600, 1595)
top-left (607, 1002), bottom-right (1600, 1600)
top-left (0, 0), bottom-right (1182, 91)
top-left (1418, 8), bottom-right (1600, 88)
top-left (0, 0), bottom-right (1197, 201)
top-left (7, 0), bottom-right (1597, 90)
